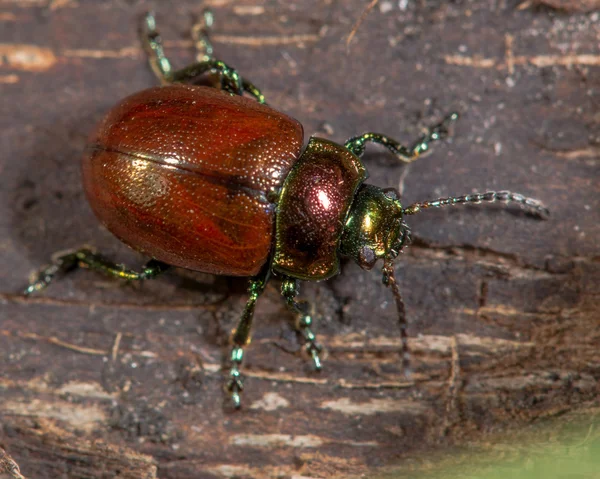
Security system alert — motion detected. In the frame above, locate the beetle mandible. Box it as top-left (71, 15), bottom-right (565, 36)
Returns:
top-left (23, 11), bottom-right (549, 408)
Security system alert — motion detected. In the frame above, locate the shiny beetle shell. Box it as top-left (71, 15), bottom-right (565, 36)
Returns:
top-left (82, 84), bottom-right (303, 276)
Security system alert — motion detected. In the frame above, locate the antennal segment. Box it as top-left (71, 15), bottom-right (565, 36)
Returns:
top-left (402, 190), bottom-right (549, 219)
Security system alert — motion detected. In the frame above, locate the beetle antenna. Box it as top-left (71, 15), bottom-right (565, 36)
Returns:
top-left (382, 259), bottom-right (411, 376)
top-left (402, 190), bottom-right (549, 218)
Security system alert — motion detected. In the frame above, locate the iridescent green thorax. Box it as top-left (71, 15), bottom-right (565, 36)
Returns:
top-left (273, 137), bottom-right (367, 281)
top-left (339, 184), bottom-right (405, 270)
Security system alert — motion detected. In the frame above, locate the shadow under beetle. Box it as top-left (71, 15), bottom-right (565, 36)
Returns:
top-left (23, 11), bottom-right (549, 408)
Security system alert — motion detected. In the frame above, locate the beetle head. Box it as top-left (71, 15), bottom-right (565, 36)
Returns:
top-left (340, 184), bottom-right (410, 270)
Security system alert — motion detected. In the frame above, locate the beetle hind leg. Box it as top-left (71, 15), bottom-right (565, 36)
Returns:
top-left (281, 278), bottom-right (324, 371)
top-left (23, 247), bottom-right (169, 296)
top-left (344, 112), bottom-right (459, 162)
top-left (226, 275), bottom-right (267, 408)
top-left (189, 9), bottom-right (266, 103)
top-left (169, 60), bottom-right (246, 96)
top-left (140, 10), bottom-right (265, 103)
top-left (140, 12), bottom-right (174, 84)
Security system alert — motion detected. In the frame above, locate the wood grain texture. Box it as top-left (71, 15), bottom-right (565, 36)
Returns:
top-left (521, 0), bottom-right (600, 12)
top-left (1, 1), bottom-right (598, 478)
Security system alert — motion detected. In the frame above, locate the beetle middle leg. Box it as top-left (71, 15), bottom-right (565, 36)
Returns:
top-left (226, 273), bottom-right (268, 409)
top-left (344, 112), bottom-right (459, 162)
top-left (23, 248), bottom-right (169, 296)
top-left (280, 277), bottom-right (324, 371)
top-left (140, 11), bottom-right (265, 103)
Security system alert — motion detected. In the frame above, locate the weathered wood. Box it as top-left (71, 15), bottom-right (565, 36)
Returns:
top-left (1, 1), bottom-right (598, 478)
top-left (1, 446), bottom-right (25, 479)
top-left (523, 0), bottom-right (600, 12)
top-left (1, 418), bottom-right (156, 479)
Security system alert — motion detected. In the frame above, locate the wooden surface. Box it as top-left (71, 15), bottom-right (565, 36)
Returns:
top-left (1, 1), bottom-right (599, 478)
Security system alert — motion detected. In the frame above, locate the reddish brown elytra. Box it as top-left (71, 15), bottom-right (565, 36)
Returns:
top-left (82, 84), bottom-right (303, 276)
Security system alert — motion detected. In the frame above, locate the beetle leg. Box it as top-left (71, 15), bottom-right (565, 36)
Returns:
top-left (170, 61), bottom-right (265, 103)
top-left (190, 9), bottom-right (266, 103)
top-left (140, 12), bottom-right (173, 84)
top-left (280, 277), bottom-right (324, 371)
top-left (226, 276), bottom-right (267, 409)
top-left (169, 59), bottom-right (243, 94)
top-left (140, 11), bottom-right (266, 102)
top-left (172, 63), bottom-right (265, 103)
top-left (190, 9), bottom-right (215, 63)
top-left (344, 112), bottom-right (459, 162)
top-left (23, 247), bottom-right (169, 296)
top-left (240, 78), bottom-right (266, 104)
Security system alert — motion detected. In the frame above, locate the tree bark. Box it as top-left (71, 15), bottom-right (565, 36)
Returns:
top-left (1, 1), bottom-right (598, 478)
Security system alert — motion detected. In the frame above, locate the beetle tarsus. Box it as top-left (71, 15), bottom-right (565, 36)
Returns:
top-left (140, 10), bottom-right (266, 103)
top-left (281, 277), bottom-right (325, 371)
top-left (226, 358), bottom-right (244, 409)
top-left (191, 8), bottom-right (215, 62)
top-left (231, 390), bottom-right (242, 409)
top-left (344, 112), bottom-right (459, 162)
top-left (225, 276), bottom-right (267, 408)
top-left (409, 111), bottom-right (459, 155)
top-left (140, 11), bottom-right (173, 83)
top-left (299, 316), bottom-right (324, 371)
top-left (24, 262), bottom-right (72, 296)
top-left (307, 342), bottom-right (323, 371)
top-left (22, 247), bottom-right (168, 295)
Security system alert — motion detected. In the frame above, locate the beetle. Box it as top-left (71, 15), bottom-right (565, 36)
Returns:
top-left (23, 11), bottom-right (549, 408)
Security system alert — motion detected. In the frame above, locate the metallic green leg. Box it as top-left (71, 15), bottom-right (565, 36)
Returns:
top-left (189, 9), bottom-right (265, 103)
top-left (140, 11), bottom-right (173, 84)
top-left (140, 11), bottom-right (265, 103)
top-left (170, 59), bottom-right (245, 95)
top-left (226, 274), bottom-right (268, 409)
top-left (191, 9), bottom-right (215, 63)
top-left (280, 277), bottom-right (323, 371)
top-left (240, 78), bottom-right (266, 104)
top-left (23, 248), bottom-right (169, 296)
top-left (344, 112), bottom-right (459, 162)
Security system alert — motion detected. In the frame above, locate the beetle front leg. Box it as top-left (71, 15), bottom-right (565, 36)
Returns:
top-left (280, 277), bottom-right (324, 371)
top-left (344, 112), bottom-right (459, 162)
top-left (23, 247), bottom-right (169, 296)
top-left (226, 275), bottom-right (267, 409)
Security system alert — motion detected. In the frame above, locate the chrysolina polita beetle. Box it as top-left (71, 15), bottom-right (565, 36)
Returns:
top-left (23, 11), bottom-right (549, 408)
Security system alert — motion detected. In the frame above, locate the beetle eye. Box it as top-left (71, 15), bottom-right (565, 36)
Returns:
top-left (358, 246), bottom-right (377, 270)
top-left (383, 187), bottom-right (400, 200)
